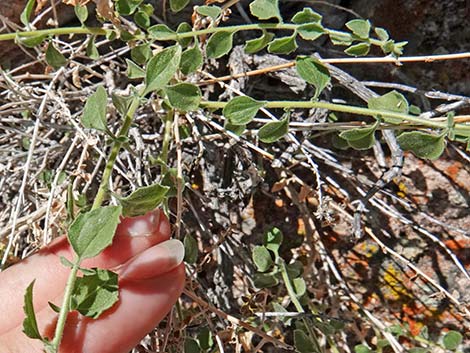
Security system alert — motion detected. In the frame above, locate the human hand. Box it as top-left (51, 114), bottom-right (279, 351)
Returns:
top-left (0, 209), bottom-right (185, 353)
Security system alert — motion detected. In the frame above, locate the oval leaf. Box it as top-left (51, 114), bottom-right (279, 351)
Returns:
top-left (396, 131), bottom-right (446, 160)
top-left (46, 42), bottom-right (67, 70)
top-left (294, 329), bottom-right (316, 353)
top-left (183, 234), bottom-right (198, 264)
top-left (165, 83), bottom-right (201, 111)
top-left (145, 45), bottom-right (182, 94)
top-left (180, 44), bottom-right (203, 75)
top-left (339, 121), bottom-right (378, 150)
top-left (252, 245), bottom-right (273, 272)
top-left (292, 8), bottom-right (322, 24)
top-left (170, 0), bottom-right (190, 13)
top-left (68, 205), bottom-right (122, 260)
top-left (223, 96), bottom-right (266, 125)
top-left (147, 24), bottom-right (176, 40)
top-left (118, 183), bottom-right (170, 217)
top-left (206, 31), bottom-right (234, 59)
top-left (295, 56), bottom-right (330, 99)
top-left (297, 23), bottom-right (324, 41)
top-left (368, 90), bottom-right (409, 124)
top-left (443, 330), bottom-right (463, 350)
top-left (253, 273), bottom-right (279, 288)
top-left (346, 19), bottom-right (371, 39)
top-left (258, 117), bottom-right (289, 143)
top-left (81, 86), bottom-right (108, 131)
top-left (244, 31), bottom-right (275, 54)
top-left (71, 269), bottom-right (119, 319)
top-left (344, 42), bottom-right (370, 56)
top-left (267, 35), bottom-right (298, 54)
top-left (249, 0), bottom-right (281, 21)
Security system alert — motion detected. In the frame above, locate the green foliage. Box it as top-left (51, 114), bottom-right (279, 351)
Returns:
top-left (165, 83), bottom-right (201, 111)
top-left (68, 206), bottom-right (122, 260)
top-left (252, 245), bottom-right (273, 272)
top-left (258, 116), bottom-right (289, 143)
top-left (71, 269), bottom-right (119, 319)
top-left (291, 8), bottom-right (322, 24)
top-left (223, 96), bottom-right (266, 125)
top-left (267, 34), bottom-right (298, 54)
top-left (22, 281), bottom-right (43, 340)
top-left (184, 234), bottom-right (198, 264)
top-left (131, 43), bottom-right (152, 64)
top-left (116, 0), bottom-right (143, 16)
top-left (442, 330), bottom-right (462, 350)
top-left (354, 344), bottom-right (372, 353)
top-left (297, 23), bottom-right (324, 41)
top-left (295, 56), bottom-right (330, 99)
top-left (126, 59), bottom-right (145, 79)
top-left (148, 24), bottom-right (176, 41)
top-left (180, 44), bottom-right (203, 75)
top-left (206, 32), bottom-right (234, 59)
top-left (249, 0), bottom-right (282, 21)
top-left (368, 90), bottom-right (409, 124)
top-left (346, 19), bottom-right (371, 39)
top-left (339, 121), bottom-right (379, 150)
top-left (264, 227), bottom-right (283, 253)
top-left (170, 0), bottom-right (190, 13)
top-left (117, 183), bottom-right (169, 217)
top-left (344, 42), bottom-right (370, 56)
top-left (294, 329), bottom-right (316, 352)
top-left (45, 42), bottom-right (67, 69)
top-left (86, 36), bottom-right (100, 59)
top-left (197, 327), bottom-right (214, 350)
top-left (184, 337), bottom-right (201, 353)
top-left (74, 4), bottom-right (89, 24)
top-left (244, 30), bottom-right (275, 54)
top-left (397, 131), bottom-right (446, 160)
top-left (81, 86), bottom-right (108, 132)
top-left (20, 0), bottom-right (36, 27)
top-left (145, 45), bottom-right (182, 94)
top-left (196, 6), bottom-right (221, 20)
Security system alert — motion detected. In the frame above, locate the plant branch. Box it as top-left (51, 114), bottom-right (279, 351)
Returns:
top-left (200, 100), bottom-right (470, 135)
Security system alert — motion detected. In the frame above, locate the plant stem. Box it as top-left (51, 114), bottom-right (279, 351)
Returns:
top-left (49, 260), bottom-right (79, 352)
top-left (0, 27), bottom-right (108, 42)
top-left (160, 110), bottom-right (174, 175)
top-left (200, 100), bottom-right (470, 135)
top-left (91, 95), bottom-right (141, 210)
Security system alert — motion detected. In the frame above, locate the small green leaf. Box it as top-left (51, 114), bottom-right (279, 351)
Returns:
top-left (295, 56), bottom-right (330, 98)
top-left (59, 256), bottom-right (74, 268)
top-left (126, 59), bottom-right (145, 79)
top-left (368, 90), bottom-right (409, 124)
top-left (267, 34), bottom-right (297, 54)
top-left (244, 31), bottom-right (274, 54)
top-left (196, 5), bottom-right (221, 20)
top-left (140, 3), bottom-right (154, 16)
top-left (258, 116), bottom-right (289, 143)
top-left (180, 44), bottom-right (203, 75)
top-left (22, 281), bottom-right (43, 340)
top-left (206, 31), bottom-right (234, 59)
top-left (86, 36), bottom-right (100, 59)
top-left (354, 344), bottom-right (372, 353)
top-left (443, 331), bottom-right (462, 350)
top-left (75, 4), bottom-right (89, 24)
top-left (249, 0), bottom-right (281, 21)
top-left (177, 22), bottom-right (193, 47)
top-left (45, 42), bottom-right (67, 70)
top-left (147, 24), bottom-right (176, 40)
top-left (131, 43), bottom-right (152, 64)
top-left (294, 329), bottom-right (316, 353)
top-left (418, 325), bottom-right (429, 340)
top-left (224, 121), bottom-right (246, 136)
top-left (183, 235), bottom-right (198, 264)
top-left (297, 23), bottom-right (324, 41)
top-left (374, 27), bottom-right (389, 41)
top-left (346, 19), bottom-right (371, 39)
top-left (339, 121), bottom-right (379, 150)
top-left (329, 31), bottom-right (353, 46)
top-left (68, 206), bottom-right (122, 260)
top-left (344, 42), bottom-right (370, 56)
top-left (71, 269), bottom-right (119, 319)
top-left (184, 338), bottom-right (201, 353)
top-left (116, 0), bottom-right (143, 15)
top-left (48, 301), bottom-right (61, 313)
top-left (291, 7), bottom-right (322, 24)
top-left (197, 327), bottom-right (214, 350)
top-left (397, 131), bottom-right (446, 160)
top-left (112, 92), bottom-right (133, 116)
top-left (272, 302), bottom-right (291, 324)
top-left (134, 10), bottom-right (150, 29)
top-left (17, 34), bottom-right (47, 48)
top-left (165, 83), bottom-right (201, 111)
top-left (264, 227), bottom-right (283, 253)
top-left (286, 260), bottom-right (303, 278)
top-left (388, 324), bottom-right (404, 336)
top-left (170, 0), bottom-right (190, 13)
top-left (253, 272), bottom-right (279, 288)
top-left (118, 183), bottom-right (169, 217)
top-left (223, 96), bottom-right (266, 125)
top-left (81, 86), bottom-right (108, 131)
top-left (293, 277), bottom-right (306, 296)
top-left (145, 45), bottom-right (182, 94)
top-left (21, 0), bottom-right (36, 27)
top-left (252, 245), bottom-right (273, 272)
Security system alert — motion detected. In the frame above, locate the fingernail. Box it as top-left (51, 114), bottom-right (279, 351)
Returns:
top-left (119, 239), bottom-right (185, 280)
top-left (125, 209), bottom-right (161, 237)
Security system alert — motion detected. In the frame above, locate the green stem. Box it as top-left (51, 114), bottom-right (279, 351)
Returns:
top-left (200, 100), bottom-right (470, 135)
top-left (91, 95), bottom-right (141, 210)
top-left (160, 110), bottom-right (174, 175)
top-left (49, 260), bottom-right (80, 352)
top-left (0, 26), bottom-right (108, 41)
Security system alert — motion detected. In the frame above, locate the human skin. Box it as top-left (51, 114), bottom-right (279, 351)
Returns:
top-left (0, 209), bottom-right (185, 353)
